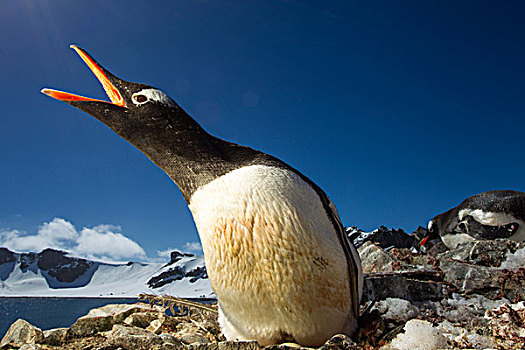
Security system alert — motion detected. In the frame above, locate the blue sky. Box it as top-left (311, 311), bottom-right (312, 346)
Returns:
top-left (1, 1), bottom-right (523, 261)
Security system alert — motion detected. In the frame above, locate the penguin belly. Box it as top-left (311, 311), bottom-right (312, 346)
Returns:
top-left (188, 165), bottom-right (354, 347)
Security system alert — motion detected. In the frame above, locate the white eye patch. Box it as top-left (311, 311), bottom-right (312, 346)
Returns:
top-left (132, 88), bottom-right (176, 108)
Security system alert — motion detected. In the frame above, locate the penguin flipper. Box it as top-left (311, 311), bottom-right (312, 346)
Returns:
top-left (326, 198), bottom-right (363, 323)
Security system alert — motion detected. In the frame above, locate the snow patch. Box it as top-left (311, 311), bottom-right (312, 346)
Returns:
top-left (388, 320), bottom-right (448, 350)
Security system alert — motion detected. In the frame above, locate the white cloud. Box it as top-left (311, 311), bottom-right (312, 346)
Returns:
top-left (183, 241), bottom-right (203, 252)
top-left (0, 218), bottom-right (146, 262)
top-left (38, 218), bottom-right (79, 243)
top-left (0, 218), bottom-right (76, 252)
top-left (75, 225), bottom-right (146, 261)
top-left (156, 248), bottom-right (176, 258)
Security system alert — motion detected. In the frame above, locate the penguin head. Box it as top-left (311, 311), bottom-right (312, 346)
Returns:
top-left (427, 219), bottom-right (439, 237)
top-left (41, 45), bottom-right (191, 143)
top-left (428, 204), bottom-right (462, 238)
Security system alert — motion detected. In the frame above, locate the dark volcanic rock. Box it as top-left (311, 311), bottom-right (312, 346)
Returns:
top-left (19, 252), bottom-right (37, 271)
top-left (363, 271), bottom-right (445, 303)
top-left (347, 225), bottom-right (415, 250)
top-left (148, 266), bottom-right (186, 288)
top-left (0, 247), bottom-right (16, 264)
top-left (186, 266), bottom-right (208, 283)
top-left (148, 265), bottom-right (208, 288)
top-left (165, 250), bottom-right (195, 266)
top-left (37, 248), bottom-right (93, 283)
top-left (37, 248), bottom-right (75, 270)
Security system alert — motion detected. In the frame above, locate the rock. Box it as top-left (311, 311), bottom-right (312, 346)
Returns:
top-left (186, 340), bottom-right (260, 349)
top-left (358, 241), bottom-right (398, 273)
top-left (485, 302), bottom-right (525, 349)
top-left (0, 319), bottom-right (44, 348)
top-left (110, 324), bottom-right (156, 337)
top-left (19, 344), bottom-right (43, 350)
top-left (19, 252), bottom-right (37, 272)
top-left (159, 333), bottom-right (179, 344)
top-left (66, 313), bottom-right (113, 339)
top-left (440, 258), bottom-right (500, 292)
top-left (148, 266), bottom-right (186, 288)
top-left (435, 320), bottom-right (496, 349)
top-left (147, 319), bottom-right (164, 334)
top-left (108, 325), bottom-right (183, 348)
top-left (180, 332), bottom-right (210, 344)
top-left (40, 327), bottom-right (67, 345)
top-left (373, 298), bottom-right (419, 324)
top-left (319, 334), bottom-right (358, 349)
top-left (363, 271), bottom-right (445, 303)
top-left (109, 334), bottom-right (166, 350)
top-left (426, 294), bottom-right (510, 326)
top-left (151, 344), bottom-right (180, 350)
top-left (124, 312), bottom-right (158, 328)
top-left (67, 303), bottom-right (157, 338)
top-left (186, 266), bottom-right (208, 283)
top-left (166, 250), bottom-right (195, 266)
top-left (348, 226), bottom-right (415, 250)
top-left (148, 265), bottom-right (208, 288)
top-left (0, 247), bottom-right (16, 264)
top-left (37, 248), bottom-right (93, 283)
top-left (501, 247), bottom-right (525, 271)
top-left (439, 239), bottom-right (522, 267)
top-left (174, 319), bottom-right (214, 344)
top-left (2, 227), bottom-right (522, 350)
top-left (439, 256), bottom-right (525, 300)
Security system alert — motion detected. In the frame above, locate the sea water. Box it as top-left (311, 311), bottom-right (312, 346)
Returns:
top-left (0, 297), bottom-right (142, 337)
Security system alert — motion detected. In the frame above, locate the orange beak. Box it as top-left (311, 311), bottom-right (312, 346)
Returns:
top-left (41, 45), bottom-right (126, 107)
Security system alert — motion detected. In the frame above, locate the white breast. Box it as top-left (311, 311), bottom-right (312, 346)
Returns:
top-left (188, 165), bottom-right (354, 346)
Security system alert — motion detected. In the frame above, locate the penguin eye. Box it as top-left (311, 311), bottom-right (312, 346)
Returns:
top-left (134, 95), bottom-right (148, 103)
top-left (428, 221), bottom-right (435, 233)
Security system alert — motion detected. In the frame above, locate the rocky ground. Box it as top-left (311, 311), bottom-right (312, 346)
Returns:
top-left (2, 229), bottom-right (524, 350)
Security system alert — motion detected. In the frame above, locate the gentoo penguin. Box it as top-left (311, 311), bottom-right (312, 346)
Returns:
top-left (41, 46), bottom-right (363, 347)
top-left (427, 190), bottom-right (525, 249)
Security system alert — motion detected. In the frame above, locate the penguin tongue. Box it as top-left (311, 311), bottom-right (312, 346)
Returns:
top-left (41, 45), bottom-right (125, 107)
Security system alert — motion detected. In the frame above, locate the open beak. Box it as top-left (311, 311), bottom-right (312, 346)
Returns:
top-left (41, 45), bottom-right (126, 108)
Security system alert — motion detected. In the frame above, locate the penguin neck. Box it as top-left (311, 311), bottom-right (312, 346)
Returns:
top-left (124, 112), bottom-right (252, 202)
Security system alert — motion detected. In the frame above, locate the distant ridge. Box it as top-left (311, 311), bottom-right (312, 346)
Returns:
top-left (0, 248), bottom-right (212, 298)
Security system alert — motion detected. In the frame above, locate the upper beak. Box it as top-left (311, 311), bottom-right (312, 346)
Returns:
top-left (41, 45), bottom-right (126, 108)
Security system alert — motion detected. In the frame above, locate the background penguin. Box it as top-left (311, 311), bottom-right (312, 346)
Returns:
top-left (427, 190), bottom-right (525, 249)
top-left (41, 45), bottom-right (363, 347)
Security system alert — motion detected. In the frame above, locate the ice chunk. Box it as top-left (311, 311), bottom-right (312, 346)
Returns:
top-left (389, 320), bottom-right (448, 350)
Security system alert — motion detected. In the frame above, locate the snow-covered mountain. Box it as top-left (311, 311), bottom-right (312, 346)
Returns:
top-left (0, 225), bottom-right (427, 298)
top-left (0, 248), bottom-right (213, 298)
